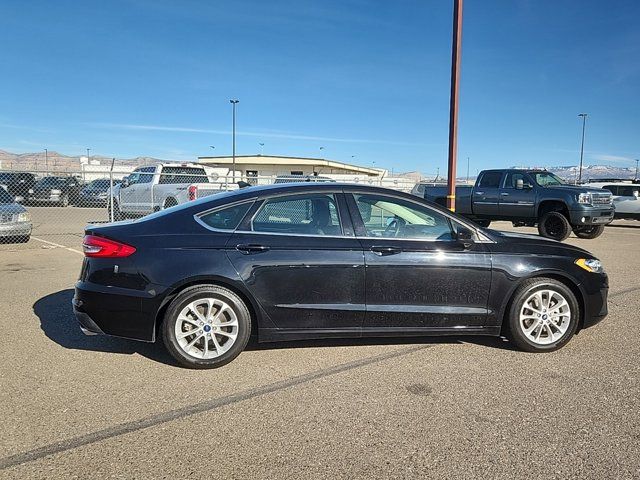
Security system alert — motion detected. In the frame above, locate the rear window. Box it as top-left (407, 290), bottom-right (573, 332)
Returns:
top-left (198, 202), bottom-right (253, 230)
top-left (159, 167), bottom-right (209, 184)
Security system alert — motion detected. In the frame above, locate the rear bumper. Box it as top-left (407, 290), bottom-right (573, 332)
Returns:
top-left (569, 207), bottom-right (614, 226)
top-left (73, 282), bottom-right (162, 342)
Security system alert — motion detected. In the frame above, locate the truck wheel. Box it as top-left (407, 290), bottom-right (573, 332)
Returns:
top-left (163, 198), bottom-right (178, 210)
top-left (573, 225), bottom-right (605, 239)
top-left (538, 211), bottom-right (571, 241)
top-left (108, 201), bottom-right (124, 221)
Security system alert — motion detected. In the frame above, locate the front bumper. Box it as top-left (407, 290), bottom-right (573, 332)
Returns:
top-left (0, 221), bottom-right (32, 237)
top-left (580, 273), bottom-right (609, 329)
top-left (569, 206), bottom-right (614, 226)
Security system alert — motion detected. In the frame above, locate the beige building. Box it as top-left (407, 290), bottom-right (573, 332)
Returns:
top-left (197, 154), bottom-right (384, 181)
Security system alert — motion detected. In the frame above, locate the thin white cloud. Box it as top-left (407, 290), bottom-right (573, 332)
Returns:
top-left (88, 122), bottom-right (433, 147)
top-left (591, 154), bottom-right (636, 164)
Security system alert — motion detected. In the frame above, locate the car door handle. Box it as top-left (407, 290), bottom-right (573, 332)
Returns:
top-left (474, 191), bottom-right (484, 195)
top-left (500, 192), bottom-right (509, 196)
top-left (370, 246), bottom-right (402, 256)
top-left (236, 243), bottom-right (270, 254)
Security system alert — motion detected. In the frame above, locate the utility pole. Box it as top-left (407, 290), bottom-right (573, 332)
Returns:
top-left (578, 113), bottom-right (587, 184)
top-left (446, 0), bottom-right (463, 211)
top-left (45, 148), bottom-right (48, 172)
top-left (230, 99), bottom-right (239, 183)
top-left (635, 159), bottom-right (639, 179)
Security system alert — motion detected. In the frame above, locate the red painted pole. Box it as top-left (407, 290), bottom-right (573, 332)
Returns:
top-left (447, 0), bottom-right (463, 211)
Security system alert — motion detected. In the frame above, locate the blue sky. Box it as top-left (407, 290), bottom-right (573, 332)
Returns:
top-left (0, 0), bottom-right (638, 175)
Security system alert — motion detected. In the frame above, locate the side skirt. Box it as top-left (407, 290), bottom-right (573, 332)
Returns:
top-left (258, 326), bottom-right (501, 343)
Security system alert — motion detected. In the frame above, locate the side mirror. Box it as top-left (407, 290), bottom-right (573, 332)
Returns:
top-left (456, 226), bottom-right (475, 248)
top-left (516, 179), bottom-right (524, 190)
top-left (121, 177), bottom-right (130, 188)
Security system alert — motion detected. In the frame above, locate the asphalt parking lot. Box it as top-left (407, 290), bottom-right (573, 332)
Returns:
top-left (1, 213), bottom-right (639, 479)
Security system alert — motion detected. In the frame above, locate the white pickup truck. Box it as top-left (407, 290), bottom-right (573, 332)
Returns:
top-left (109, 163), bottom-right (235, 219)
top-left (588, 181), bottom-right (640, 221)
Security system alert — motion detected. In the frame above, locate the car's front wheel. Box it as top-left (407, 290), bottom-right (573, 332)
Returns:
top-left (538, 211), bottom-right (571, 241)
top-left (573, 225), bottom-right (605, 239)
top-left (162, 285), bottom-right (251, 369)
top-left (507, 278), bottom-right (579, 352)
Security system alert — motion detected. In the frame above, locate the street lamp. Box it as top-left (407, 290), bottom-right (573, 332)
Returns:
top-left (578, 113), bottom-right (588, 184)
top-left (44, 148), bottom-right (48, 171)
top-left (209, 145), bottom-right (215, 152)
top-left (635, 159), bottom-right (639, 179)
top-left (230, 99), bottom-right (239, 183)
top-left (259, 143), bottom-right (265, 155)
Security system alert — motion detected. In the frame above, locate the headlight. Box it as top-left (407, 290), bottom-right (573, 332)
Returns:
top-left (17, 212), bottom-right (31, 222)
top-left (577, 193), bottom-right (592, 204)
top-left (575, 258), bottom-right (604, 273)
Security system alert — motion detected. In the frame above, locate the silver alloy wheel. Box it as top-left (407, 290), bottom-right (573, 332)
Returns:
top-left (174, 298), bottom-right (239, 359)
top-left (519, 289), bottom-right (571, 345)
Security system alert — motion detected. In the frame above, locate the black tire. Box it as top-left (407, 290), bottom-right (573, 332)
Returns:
top-left (475, 219), bottom-right (491, 228)
top-left (506, 277), bottom-right (579, 353)
top-left (162, 285), bottom-right (251, 369)
top-left (163, 198), bottom-right (178, 210)
top-left (538, 211), bottom-right (571, 241)
top-left (108, 201), bottom-right (124, 221)
top-left (573, 225), bottom-right (605, 239)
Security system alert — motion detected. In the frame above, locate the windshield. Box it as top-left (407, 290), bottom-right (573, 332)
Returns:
top-left (36, 177), bottom-right (65, 187)
top-left (531, 172), bottom-right (566, 186)
top-left (0, 187), bottom-right (14, 203)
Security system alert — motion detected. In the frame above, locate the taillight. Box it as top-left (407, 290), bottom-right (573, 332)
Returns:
top-left (188, 185), bottom-right (197, 201)
top-left (82, 235), bottom-right (136, 258)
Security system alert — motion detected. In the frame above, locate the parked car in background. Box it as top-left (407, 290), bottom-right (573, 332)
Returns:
top-left (422, 169), bottom-right (614, 240)
top-left (587, 181), bottom-right (640, 220)
top-left (109, 163), bottom-right (234, 220)
top-left (77, 178), bottom-right (120, 207)
top-left (0, 185), bottom-right (31, 242)
top-left (274, 174), bottom-right (336, 183)
top-left (74, 183), bottom-right (608, 368)
top-left (410, 181), bottom-right (447, 198)
top-left (0, 172), bottom-right (36, 203)
top-left (27, 176), bottom-right (83, 206)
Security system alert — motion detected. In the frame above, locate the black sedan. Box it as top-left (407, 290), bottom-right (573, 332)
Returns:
top-left (73, 183), bottom-right (608, 368)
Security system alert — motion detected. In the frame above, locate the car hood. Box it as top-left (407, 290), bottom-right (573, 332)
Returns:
top-left (543, 185), bottom-right (610, 194)
top-left (485, 229), bottom-right (594, 258)
top-left (0, 203), bottom-right (27, 214)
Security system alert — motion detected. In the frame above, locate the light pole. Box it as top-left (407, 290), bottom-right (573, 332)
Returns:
top-left (635, 159), bottom-right (639, 179)
top-left (446, 0), bottom-right (464, 212)
top-left (578, 113), bottom-right (588, 184)
top-left (259, 143), bottom-right (265, 155)
top-left (86, 148), bottom-right (91, 162)
top-left (209, 145), bottom-right (215, 152)
top-left (45, 148), bottom-right (48, 171)
top-left (230, 99), bottom-right (239, 183)
top-left (319, 146), bottom-right (325, 156)
top-left (466, 156), bottom-right (470, 184)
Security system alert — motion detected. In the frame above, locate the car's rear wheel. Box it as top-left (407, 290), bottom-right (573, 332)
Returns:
top-left (538, 211), bottom-right (571, 241)
top-left (507, 278), bottom-right (579, 352)
top-left (162, 285), bottom-right (251, 369)
top-left (573, 225), bottom-right (605, 239)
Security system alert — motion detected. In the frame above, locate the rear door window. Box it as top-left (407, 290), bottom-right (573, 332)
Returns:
top-left (478, 171), bottom-right (502, 188)
top-left (251, 193), bottom-right (342, 236)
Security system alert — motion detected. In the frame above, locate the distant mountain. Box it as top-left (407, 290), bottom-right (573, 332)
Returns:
top-left (513, 164), bottom-right (637, 182)
top-left (0, 149), bottom-right (170, 172)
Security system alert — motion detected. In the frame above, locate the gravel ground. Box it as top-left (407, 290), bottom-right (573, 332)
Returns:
top-left (0, 218), bottom-right (638, 479)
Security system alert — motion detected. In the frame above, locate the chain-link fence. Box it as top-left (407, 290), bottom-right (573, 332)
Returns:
top-left (0, 166), bottom-right (423, 250)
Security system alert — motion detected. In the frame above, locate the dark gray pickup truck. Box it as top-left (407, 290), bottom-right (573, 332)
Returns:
top-left (423, 169), bottom-right (614, 240)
